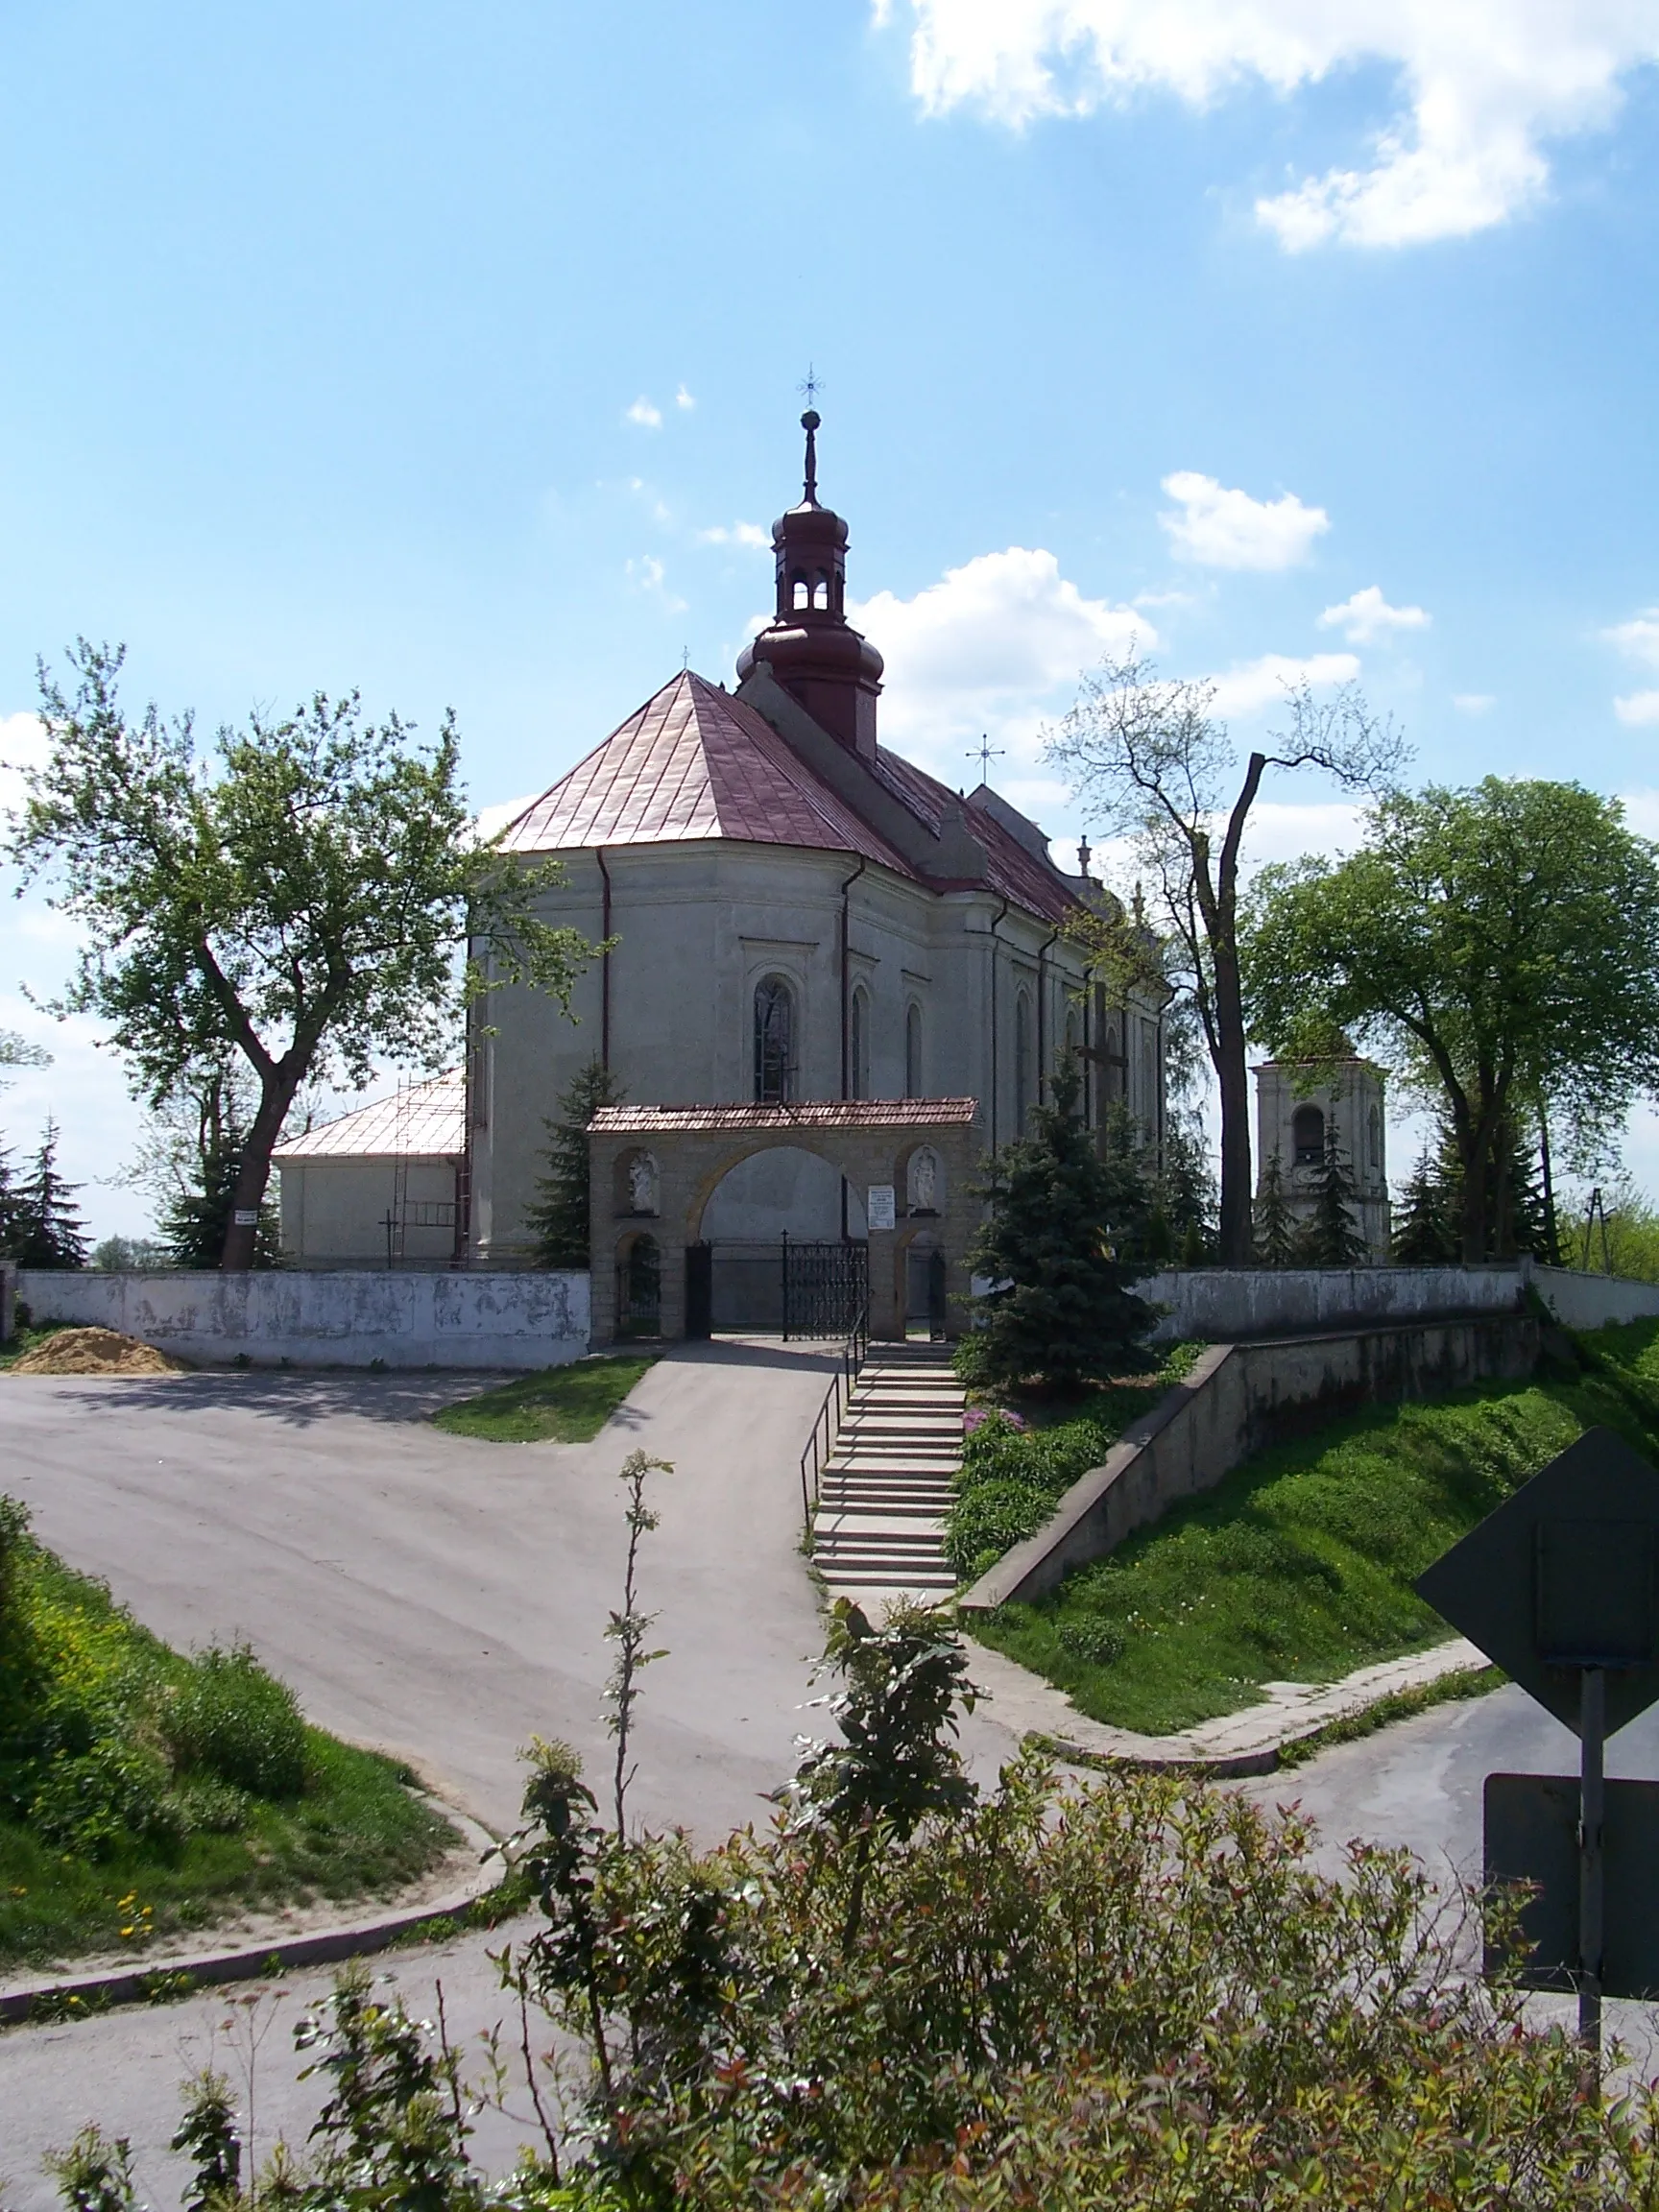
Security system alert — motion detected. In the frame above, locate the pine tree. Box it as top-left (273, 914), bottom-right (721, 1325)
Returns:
top-left (1153, 1118), bottom-right (1217, 1264)
top-left (1295, 1118), bottom-right (1369, 1268)
top-left (964, 1058), bottom-right (1153, 1391)
top-left (1391, 1146), bottom-right (1455, 1263)
top-left (1253, 1150), bottom-right (1297, 1267)
top-left (525, 1058), bottom-right (627, 1269)
top-left (0, 1140), bottom-right (19, 1257)
top-left (1093, 1100), bottom-right (1160, 1267)
top-left (160, 1134), bottom-right (281, 1267)
top-left (12, 1118), bottom-right (88, 1267)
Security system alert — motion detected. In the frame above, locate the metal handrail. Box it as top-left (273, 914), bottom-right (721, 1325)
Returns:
top-left (799, 1299), bottom-right (871, 1545)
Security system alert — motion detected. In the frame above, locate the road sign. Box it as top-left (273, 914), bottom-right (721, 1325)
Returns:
top-left (1415, 1426), bottom-right (1659, 2056)
top-left (1485, 1774), bottom-right (1659, 1999)
top-left (1414, 1426), bottom-right (1659, 1737)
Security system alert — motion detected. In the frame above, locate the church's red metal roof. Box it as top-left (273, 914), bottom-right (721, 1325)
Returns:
top-left (496, 672), bottom-right (910, 875)
top-left (273, 1069), bottom-right (465, 1160)
top-left (495, 667), bottom-right (1081, 926)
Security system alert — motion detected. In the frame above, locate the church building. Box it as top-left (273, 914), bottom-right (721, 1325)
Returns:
top-left (276, 414), bottom-right (1172, 1294)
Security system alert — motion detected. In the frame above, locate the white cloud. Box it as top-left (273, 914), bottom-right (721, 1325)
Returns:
top-left (675, 385), bottom-right (696, 411)
top-left (1207, 651), bottom-right (1360, 717)
top-left (624, 397), bottom-right (663, 429)
top-left (1619, 789), bottom-right (1659, 838)
top-left (0, 709), bottom-right (46, 820)
top-left (626, 554), bottom-right (687, 614)
top-left (1160, 471), bottom-right (1330, 570)
top-left (1453, 692), bottom-right (1496, 714)
top-left (698, 521), bottom-right (771, 550)
top-left (1606, 608), bottom-right (1659, 666)
top-left (1615, 690), bottom-right (1659, 727)
top-left (1318, 585), bottom-right (1431, 643)
top-left (1238, 798), bottom-right (1368, 870)
top-left (474, 793), bottom-right (540, 843)
top-left (877, 1), bottom-right (1659, 249)
top-left (848, 545), bottom-right (1152, 774)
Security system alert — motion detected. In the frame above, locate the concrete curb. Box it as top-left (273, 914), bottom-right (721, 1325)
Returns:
top-left (963, 1637), bottom-right (1494, 1781)
top-left (0, 1809), bottom-right (506, 2029)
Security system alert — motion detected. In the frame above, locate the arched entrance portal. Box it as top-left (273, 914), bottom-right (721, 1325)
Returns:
top-left (587, 1099), bottom-right (979, 1346)
top-left (696, 1145), bottom-right (869, 1335)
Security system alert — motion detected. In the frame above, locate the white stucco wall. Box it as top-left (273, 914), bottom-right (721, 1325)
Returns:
top-left (18, 1269), bottom-right (590, 1370)
top-left (474, 838), bottom-right (1163, 1265)
top-left (1133, 1259), bottom-right (1659, 1343)
top-left (278, 1158), bottom-right (459, 1266)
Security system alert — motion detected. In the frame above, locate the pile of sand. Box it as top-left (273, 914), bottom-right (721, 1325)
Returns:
top-left (9, 1327), bottom-right (186, 1376)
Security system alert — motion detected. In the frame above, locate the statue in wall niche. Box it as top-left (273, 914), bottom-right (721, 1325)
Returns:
top-left (908, 1146), bottom-right (940, 1215)
top-left (628, 1151), bottom-right (659, 1215)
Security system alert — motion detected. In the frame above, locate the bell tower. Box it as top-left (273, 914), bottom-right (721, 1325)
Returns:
top-left (735, 410), bottom-right (885, 760)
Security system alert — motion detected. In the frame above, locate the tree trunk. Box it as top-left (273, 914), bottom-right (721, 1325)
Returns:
top-left (1212, 945), bottom-right (1254, 1265)
top-left (219, 1070), bottom-right (303, 1271)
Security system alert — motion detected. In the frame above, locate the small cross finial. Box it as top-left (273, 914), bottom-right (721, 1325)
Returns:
top-left (681, 644), bottom-right (689, 672)
top-left (798, 363), bottom-right (823, 408)
top-left (967, 733), bottom-right (1004, 782)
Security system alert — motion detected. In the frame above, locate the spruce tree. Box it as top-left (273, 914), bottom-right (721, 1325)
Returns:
top-left (1253, 1150), bottom-right (1297, 1267)
top-left (525, 1058), bottom-right (626, 1269)
top-left (1391, 1146), bottom-right (1455, 1263)
top-left (0, 1140), bottom-right (18, 1257)
top-left (1295, 1118), bottom-right (1369, 1267)
top-left (12, 1118), bottom-right (88, 1267)
top-left (1093, 1100), bottom-right (1160, 1267)
top-left (964, 1059), bottom-right (1153, 1392)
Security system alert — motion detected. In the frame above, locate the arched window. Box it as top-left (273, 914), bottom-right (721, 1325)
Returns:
top-left (850, 985), bottom-right (870, 1099)
top-left (1292, 1104), bottom-right (1326, 1168)
top-left (1014, 989), bottom-right (1033, 1135)
top-left (1368, 1103), bottom-right (1382, 1175)
top-left (904, 1002), bottom-right (924, 1099)
top-left (791, 572), bottom-right (809, 611)
top-left (754, 976), bottom-right (794, 1104)
top-left (616, 1233), bottom-right (661, 1338)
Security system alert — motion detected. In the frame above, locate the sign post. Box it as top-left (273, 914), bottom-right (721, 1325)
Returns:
top-left (1415, 1426), bottom-right (1659, 2056)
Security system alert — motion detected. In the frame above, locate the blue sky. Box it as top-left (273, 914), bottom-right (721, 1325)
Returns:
top-left (4, 0), bottom-right (1659, 1238)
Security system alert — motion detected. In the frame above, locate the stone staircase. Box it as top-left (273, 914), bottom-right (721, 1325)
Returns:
top-left (811, 1343), bottom-right (962, 1601)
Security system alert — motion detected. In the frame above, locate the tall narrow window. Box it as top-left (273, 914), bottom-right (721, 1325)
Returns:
top-left (1015, 989), bottom-right (1033, 1135)
top-left (904, 1002), bottom-right (923, 1099)
top-left (850, 986), bottom-right (870, 1099)
top-left (754, 976), bottom-right (794, 1104)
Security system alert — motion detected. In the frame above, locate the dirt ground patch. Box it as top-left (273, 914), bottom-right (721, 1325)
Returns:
top-left (9, 1327), bottom-right (186, 1376)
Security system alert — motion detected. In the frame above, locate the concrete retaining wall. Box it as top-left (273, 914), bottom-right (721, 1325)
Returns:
top-left (15, 1268), bottom-right (590, 1371)
top-left (1132, 1259), bottom-right (1659, 1342)
top-left (960, 1312), bottom-right (1540, 1612)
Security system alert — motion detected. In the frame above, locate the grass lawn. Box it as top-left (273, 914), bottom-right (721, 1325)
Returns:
top-left (968, 1321), bottom-right (1659, 1739)
top-left (0, 1526), bottom-right (457, 1973)
top-left (431, 1352), bottom-right (657, 1443)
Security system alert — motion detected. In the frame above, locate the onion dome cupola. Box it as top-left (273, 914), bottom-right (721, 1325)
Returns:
top-left (735, 410), bottom-right (884, 761)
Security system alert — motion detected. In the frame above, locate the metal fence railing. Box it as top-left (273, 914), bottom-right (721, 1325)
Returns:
top-left (799, 1299), bottom-right (871, 1547)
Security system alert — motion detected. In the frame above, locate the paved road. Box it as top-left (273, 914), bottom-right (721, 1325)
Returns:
top-left (1, 1344), bottom-right (854, 1841)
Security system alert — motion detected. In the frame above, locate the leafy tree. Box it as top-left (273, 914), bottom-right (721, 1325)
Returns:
top-left (5, 641), bottom-right (596, 1271)
top-left (1253, 1148), bottom-right (1297, 1266)
top-left (963, 1058), bottom-right (1153, 1390)
top-left (1046, 655), bottom-right (1401, 1263)
top-left (525, 1057), bottom-right (625, 1267)
top-left (11, 1118), bottom-right (87, 1267)
top-left (0, 1028), bottom-right (49, 1088)
top-left (1392, 1146), bottom-right (1455, 1264)
top-left (1295, 1117), bottom-right (1369, 1266)
top-left (1243, 778), bottom-right (1659, 1262)
top-left (90, 1235), bottom-right (170, 1270)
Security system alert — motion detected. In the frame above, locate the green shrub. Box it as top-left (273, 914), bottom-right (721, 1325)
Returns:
top-left (163, 1645), bottom-right (308, 1798)
top-left (169, 1774), bottom-right (252, 1835)
top-left (30, 1741), bottom-right (183, 1858)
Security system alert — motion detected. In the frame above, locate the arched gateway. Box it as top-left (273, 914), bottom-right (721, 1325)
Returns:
top-left (588, 1099), bottom-right (978, 1344)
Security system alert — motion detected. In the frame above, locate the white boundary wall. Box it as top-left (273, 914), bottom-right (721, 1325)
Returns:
top-left (1131, 1260), bottom-right (1659, 1343)
top-left (16, 1269), bottom-right (590, 1371)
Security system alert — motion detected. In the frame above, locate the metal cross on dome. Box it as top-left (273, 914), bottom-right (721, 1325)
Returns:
top-left (798, 364), bottom-right (824, 406)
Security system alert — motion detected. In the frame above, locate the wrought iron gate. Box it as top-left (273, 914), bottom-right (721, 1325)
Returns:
top-left (699, 1236), bottom-right (868, 1337)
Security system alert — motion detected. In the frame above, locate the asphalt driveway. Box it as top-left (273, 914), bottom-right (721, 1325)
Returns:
top-left (0, 1341), bottom-right (849, 1839)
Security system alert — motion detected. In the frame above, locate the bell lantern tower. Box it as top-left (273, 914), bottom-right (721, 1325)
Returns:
top-left (735, 410), bottom-right (884, 760)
